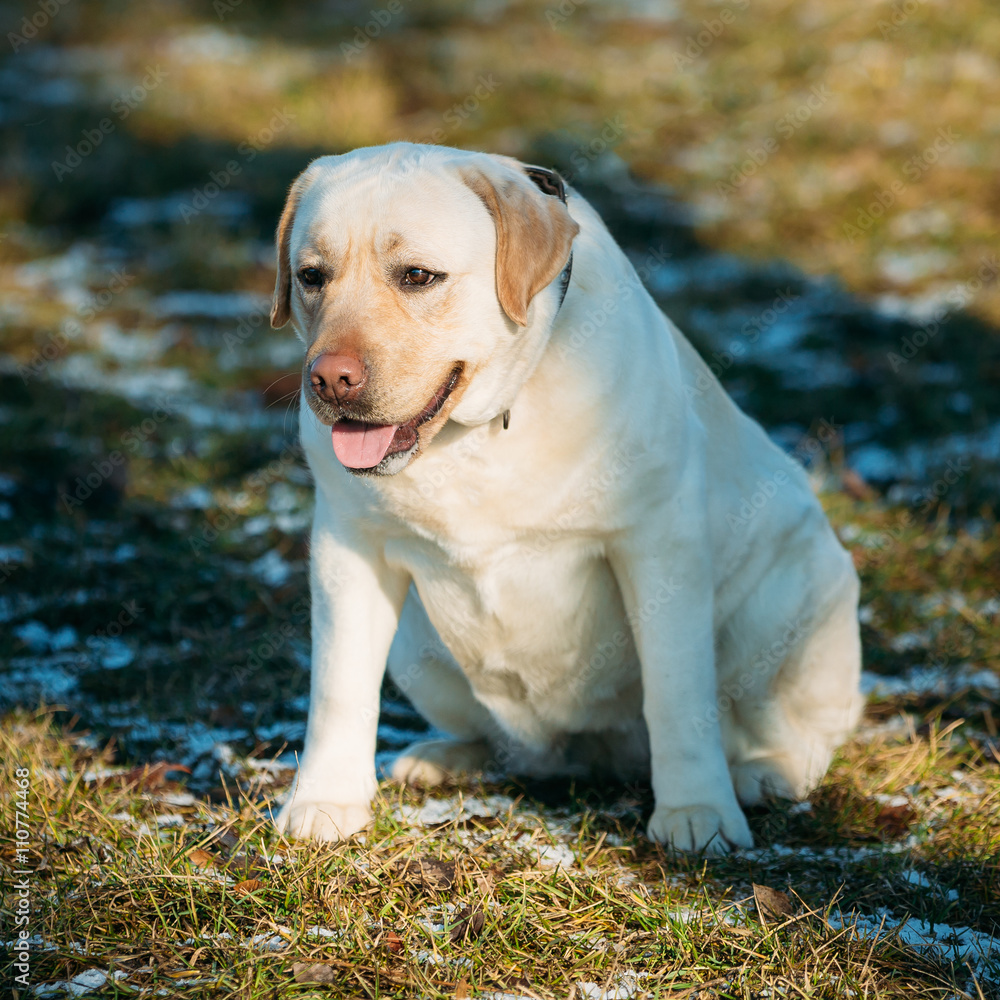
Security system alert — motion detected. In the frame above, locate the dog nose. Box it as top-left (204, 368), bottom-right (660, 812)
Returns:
top-left (310, 353), bottom-right (368, 404)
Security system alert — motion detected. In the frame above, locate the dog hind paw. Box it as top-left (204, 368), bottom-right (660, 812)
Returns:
top-left (391, 739), bottom-right (491, 787)
top-left (731, 758), bottom-right (806, 806)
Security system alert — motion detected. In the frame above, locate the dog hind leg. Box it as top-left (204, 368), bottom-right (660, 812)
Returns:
top-left (724, 559), bottom-right (862, 806)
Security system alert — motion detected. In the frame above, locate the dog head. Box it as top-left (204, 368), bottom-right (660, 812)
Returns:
top-left (271, 143), bottom-right (579, 475)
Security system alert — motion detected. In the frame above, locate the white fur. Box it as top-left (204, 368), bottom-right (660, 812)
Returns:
top-left (274, 143), bottom-right (862, 854)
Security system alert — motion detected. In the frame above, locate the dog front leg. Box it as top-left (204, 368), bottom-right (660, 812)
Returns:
top-left (610, 538), bottom-right (753, 855)
top-left (275, 505), bottom-right (409, 841)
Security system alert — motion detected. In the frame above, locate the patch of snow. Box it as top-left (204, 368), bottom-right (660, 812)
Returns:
top-left (862, 665), bottom-right (1000, 699)
top-left (305, 925), bottom-right (342, 939)
top-left (829, 908), bottom-right (999, 962)
top-left (85, 635), bottom-right (134, 670)
top-left (849, 444), bottom-right (901, 482)
top-left (0, 657), bottom-right (80, 705)
top-left (108, 192), bottom-right (250, 227)
top-left (901, 868), bottom-right (933, 889)
top-left (250, 548), bottom-right (292, 587)
top-left (877, 249), bottom-right (953, 285)
top-left (171, 485), bottom-right (215, 510)
top-left (167, 27), bottom-right (259, 64)
top-left (33, 968), bottom-right (128, 997)
top-left (153, 290), bottom-right (269, 320)
top-left (243, 514), bottom-right (272, 536)
top-left (576, 972), bottom-right (646, 999)
top-left (53, 353), bottom-right (193, 403)
top-left (158, 791), bottom-right (196, 807)
top-left (889, 631), bottom-right (929, 653)
top-left (396, 794), bottom-right (518, 827)
top-left (245, 932), bottom-right (288, 951)
top-left (739, 840), bottom-right (917, 863)
top-left (13, 621), bottom-right (78, 652)
top-left (532, 841), bottom-right (577, 869)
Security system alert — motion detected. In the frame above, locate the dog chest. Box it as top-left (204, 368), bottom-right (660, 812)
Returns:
top-left (384, 532), bottom-right (641, 716)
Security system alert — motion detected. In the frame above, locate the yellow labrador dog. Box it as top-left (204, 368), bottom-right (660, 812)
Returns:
top-left (271, 142), bottom-right (862, 854)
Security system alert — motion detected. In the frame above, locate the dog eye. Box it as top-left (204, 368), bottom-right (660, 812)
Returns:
top-left (298, 267), bottom-right (324, 287)
top-left (402, 268), bottom-right (437, 287)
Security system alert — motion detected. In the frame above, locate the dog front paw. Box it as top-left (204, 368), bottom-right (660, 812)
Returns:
top-left (647, 803), bottom-right (753, 855)
top-left (275, 800), bottom-right (372, 842)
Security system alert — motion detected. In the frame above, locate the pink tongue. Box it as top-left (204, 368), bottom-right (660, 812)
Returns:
top-left (331, 422), bottom-right (399, 469)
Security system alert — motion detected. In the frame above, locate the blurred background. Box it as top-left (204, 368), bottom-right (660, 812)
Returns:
top-left (1, 0), bottom-right (998, 790)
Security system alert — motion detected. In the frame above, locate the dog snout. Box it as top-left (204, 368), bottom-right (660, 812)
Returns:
top-left (310, 353), bottom-right (368, 405)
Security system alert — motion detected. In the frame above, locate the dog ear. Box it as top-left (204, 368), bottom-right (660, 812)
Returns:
top-left (271, 170), bottom-right (314, 329)
top-left (461, 163), bottom-right (579, 327)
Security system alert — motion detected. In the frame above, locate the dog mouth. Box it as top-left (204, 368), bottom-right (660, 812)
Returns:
top-left (330, 364), bottom-right (464, 471)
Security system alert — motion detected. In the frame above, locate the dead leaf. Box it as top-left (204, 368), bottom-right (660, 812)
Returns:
top-left (232, 878), bottom-right (264, 896)
top-left (455, 979), bottom-right (471, 999)
top-left (753, 883), bottom-right (794, 922)
top-left (122, 762), bottom-right (191, 791)
top-left (498, 971), bottom-right (532, 991)
top-left (291, 961), bottom-right (336, 984)
top-left (875, 799), bottom-right (916, 837)
top-left (385, 930), bottom-right (404, 953)
top-left (392, 856), bottom-right (456, 893)
top-left (450, 906), bottom-right (486, 943)
top-left (187, 848), bottom-right (217, 869)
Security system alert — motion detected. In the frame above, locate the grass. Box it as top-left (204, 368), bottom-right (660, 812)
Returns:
top-left (3, 695), bottom-right (999, 998)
